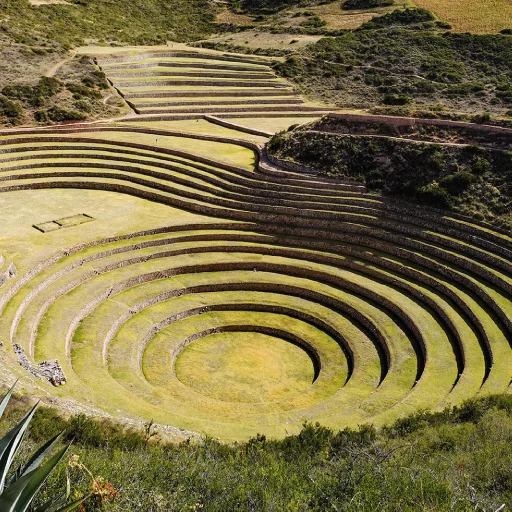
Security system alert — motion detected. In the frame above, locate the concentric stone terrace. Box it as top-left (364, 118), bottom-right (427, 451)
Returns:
top-left (0, 118), bottom-right (511, 440)
top-left (97, 49), bottom-right (333, 120)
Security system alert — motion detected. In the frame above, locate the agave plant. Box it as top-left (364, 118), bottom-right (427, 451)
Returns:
top-left (0, 382), bottom-right (85, 512)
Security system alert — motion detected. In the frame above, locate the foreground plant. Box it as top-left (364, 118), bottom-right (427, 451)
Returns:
top-left (68, 456), bottom-right (117, 511)
top-left (0, 382), bottom-right (85, 511)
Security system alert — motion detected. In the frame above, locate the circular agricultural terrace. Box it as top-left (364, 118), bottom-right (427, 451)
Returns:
top-left (0, 50), bottom-right (510, 441)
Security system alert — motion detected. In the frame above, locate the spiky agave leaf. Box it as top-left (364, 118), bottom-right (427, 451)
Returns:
top-left (0, 444), bottom-right (70, 512)
top-left (36, 495), bottom-right (88, 512)
top-left (33, 468), bottom-right (87, 512)
top-left (0, 381), bottom-right (17, 421)
top-left (0, 384), bottom-right (86, 511)
top-left (8, 432), bottom-right (64, 487)
top-left (0, 402), bottom-right (39, 493)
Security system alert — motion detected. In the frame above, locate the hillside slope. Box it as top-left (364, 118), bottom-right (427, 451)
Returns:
top-left (274, 10), bottom-right (512, 119)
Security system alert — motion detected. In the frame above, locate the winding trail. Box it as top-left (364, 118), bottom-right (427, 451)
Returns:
top-left (45, 50), bottom-right (77, 78)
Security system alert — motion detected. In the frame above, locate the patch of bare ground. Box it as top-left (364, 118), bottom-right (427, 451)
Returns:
top-left (215, 8), bottom-right (255, 26)
top-left (253, 0), bottom-right (413, 31)
top-left (0, 44), bottom-right (66, 88)
top-left (29, 0), bottom-right (71, 5)
top-left (205, 31), bottom-right (322, 50)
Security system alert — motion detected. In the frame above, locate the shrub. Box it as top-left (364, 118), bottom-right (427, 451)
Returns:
top-left (300, 15), bottom-right (327, 30)
top-left (0, 96), bottom-right (23, 120)
top-left (360, 8), bottom-right (436, 29)
top-left (36, 106), bottom-right (86, 123)
top-left (472, 158), bottom-right (492, 175)
top-left (74, 99), bottom-right (92, 113)
top-left (2, 77), bottom-right (60, 103)
top-left (2, 85), bottom-right (34, 101)
top-left (440, 171), bottom-right (475, 195)
top-left (382, 93), bottom-right (410, 105)
top-left (37, 77), bottom-right (61, 97)
top-left (342, 0), bottom-right (393, 10)
top-left (435, 20), bottom-right (452, 30)
top-left (34, 110), bottom-right (49, 123)
top-left (67, 84), bottom-right (102, 99)
top-left (472, 112), bottom-right (492, 124)
top-left (416, 183), bottom-right (451, 208)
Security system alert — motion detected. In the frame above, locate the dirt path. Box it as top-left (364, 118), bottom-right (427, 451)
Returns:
top-left (45, 49), bottom-right (77, 77)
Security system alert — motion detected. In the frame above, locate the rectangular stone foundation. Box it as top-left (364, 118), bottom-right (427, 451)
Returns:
top-left (33, 213), bottom-right (93, 233)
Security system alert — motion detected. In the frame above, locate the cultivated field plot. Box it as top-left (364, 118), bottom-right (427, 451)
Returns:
top-left (96, 49), bottom-right (333, 121)
top-left (0, 119), bottom-right (510, 441)
top-left (412, 0), bottom-right (512, 33)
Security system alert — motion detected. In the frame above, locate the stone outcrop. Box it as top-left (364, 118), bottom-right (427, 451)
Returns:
top-left (12, 344), bottom-right (66, 386)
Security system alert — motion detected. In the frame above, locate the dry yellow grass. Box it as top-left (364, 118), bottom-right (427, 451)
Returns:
top-left (413, 0), bottom-right (512, 33)
top-left (215, 9), bottom-right (255, 26)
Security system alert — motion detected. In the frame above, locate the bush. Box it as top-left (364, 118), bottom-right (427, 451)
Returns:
top-left (383, 93), bottom-right (410, 105)
top-left (0, 96), bottom-right (23, 120)
top-left (36, 106), bottom-right (86, 123)
top-left (360, 8), bottom-right (436, 29)
top-left (74, 99), bottom-right (92, 113)
top-left (34, 110), bottom-right (49, 123)
top-left (2, 84), bottom-right (34, 101)
top-left (37, 76), bottom-right (61, 97)
top-left (416, 183), bottom-right (452, 208)
top-left (472, 112), bottom-right (492, 124)
top-left (342, 0), bottom-right (393, 10)
top-left (440, 171), bottom-right (475, 195)
top-left (2, 77), bottom-right (60, 103)
top-left (300, 15), bottom-right (327, 30)
top-left (67, 84), bottom-right (102, 99)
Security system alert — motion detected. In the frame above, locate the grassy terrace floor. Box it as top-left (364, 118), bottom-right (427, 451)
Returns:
top-left (94, 48), bottom-right (334, 121)
top-left (0, 115), bottom-right (510, 440)
top-left (0, 46), bottom-right (510, 441)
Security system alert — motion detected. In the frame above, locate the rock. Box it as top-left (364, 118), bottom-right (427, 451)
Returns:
top-left (13, 344), bottom-right (66, 386)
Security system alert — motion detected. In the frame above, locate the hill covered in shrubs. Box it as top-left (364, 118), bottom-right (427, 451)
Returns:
top-left (268, 116), bottom-right (512, 229)
top-left (274, 9), bottom-right (512, 119)
top-left (0, 0), bottom-right (215, 49)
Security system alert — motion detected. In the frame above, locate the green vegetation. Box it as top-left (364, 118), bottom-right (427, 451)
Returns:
top-left (342, 0), bottom-right (394, 9)
top-left (231, 0), bottom-right (336, 15)
top-left (274, 8), bottom-right (512, 117)
top-left (0, 0), bottom-right (214, 50)
top-left (0, 56), bottom-right (122, 126)
top-left (0, 383), bottom-right (84, 511)
top-left (0, 97), bottom-right (23, 125)
top-left (268, 122), bottom-right (512, 228)
top-left (2, 392), bottom-right (511, 510)
top-left (0, 121), bottom-right (510, 441)
top-left (359, 7), bottom-right (436, 28)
